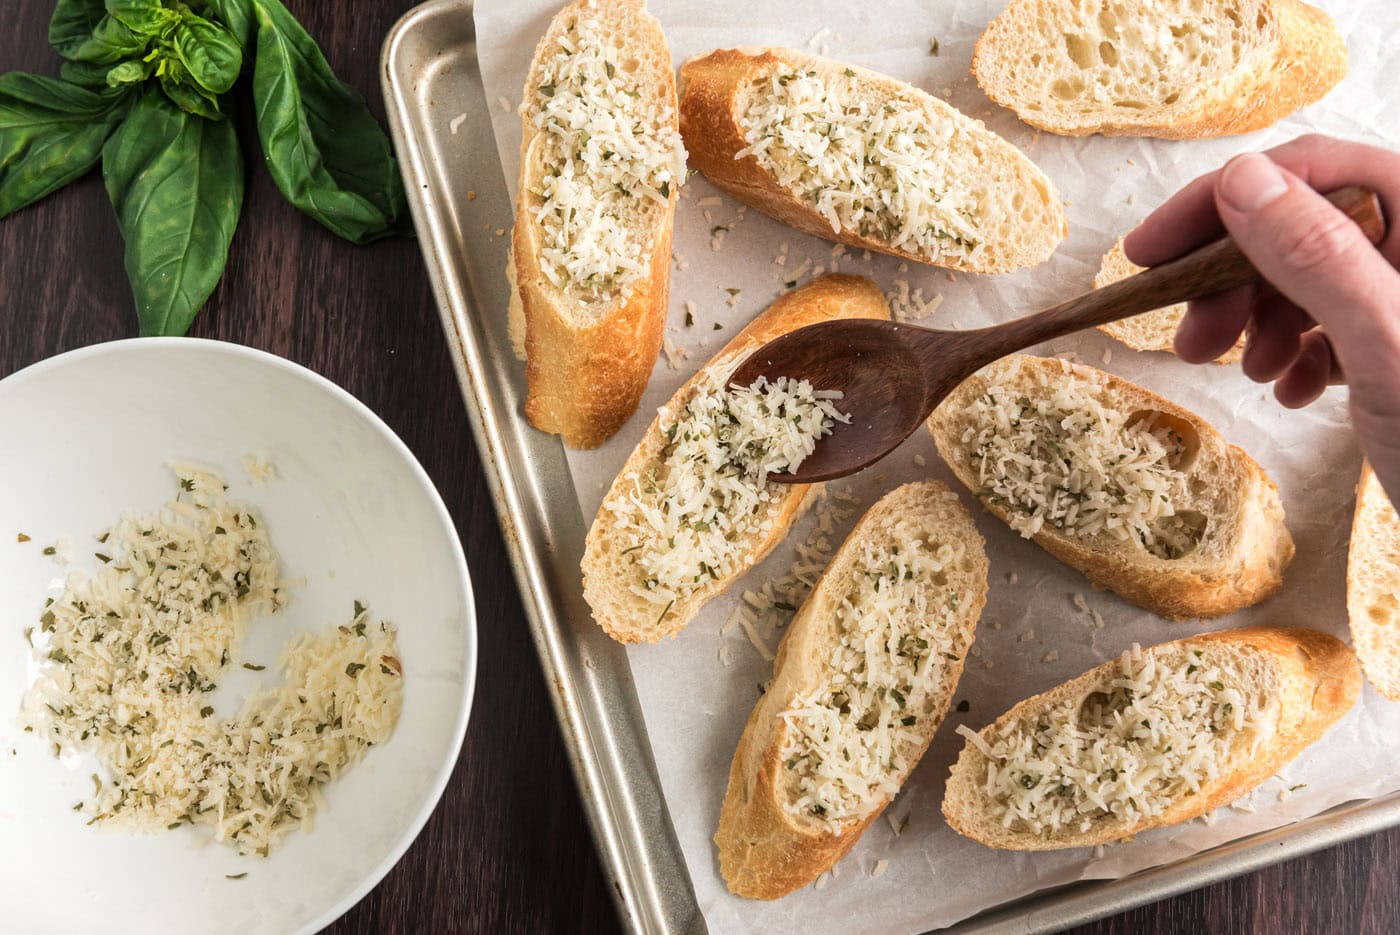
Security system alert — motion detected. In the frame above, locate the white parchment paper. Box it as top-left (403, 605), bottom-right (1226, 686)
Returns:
top-left (470, 2), bottom-right (1400, 930)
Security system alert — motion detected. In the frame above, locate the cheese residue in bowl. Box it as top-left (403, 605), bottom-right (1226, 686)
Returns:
top-left (21, 465), bottom-right (403, 857)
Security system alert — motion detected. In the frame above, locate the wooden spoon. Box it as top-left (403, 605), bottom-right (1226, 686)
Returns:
top-left (731, 185), bottom-right (1386, 484)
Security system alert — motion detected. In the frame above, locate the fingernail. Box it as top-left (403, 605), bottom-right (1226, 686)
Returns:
top-left (1218, 153), bottom-right (1290, 212)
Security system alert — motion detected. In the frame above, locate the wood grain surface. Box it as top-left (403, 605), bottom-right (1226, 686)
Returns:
top-left (2, 2), bottom-right (1396, 933)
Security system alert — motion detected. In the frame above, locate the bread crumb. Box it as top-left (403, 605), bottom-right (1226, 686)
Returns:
top-left (945, 271), bottom-right (955, 282)
top-left (872, 859), bottom-right (889, 878)
top-left (897, 262), bottom-right (909, 273)
top-left (913, 454), bottom-right (927, 467)
top-left (497, 96), bottom-right (512, 113)
top-left (885, 811), bottom-right (908, 836)
top-left (1006, 572), bottom-right (1018, 585)
top-left (1092, 844), bottom-right (1106, 859)
top-left (1019, 630), bottom-right (1034, 642)
top-left (970, 644), bottom-right (981, 657)
top-left (1126, 193), bottom-right (1137, 205)
top-left (697, 196), bottom-right (722, 207)
top-left (1043, 650), bottom-right (1059, 663)
top-left (1091, 610), bottom-right (1105, 629)
top-left (494, 227), bottom-right (506, 237)
top-left (660, 335), bottom-right (688, 370)
top-left (1126, 158), bottom-right (1136, 166)
top-left (982, 659), bottom-right (994, 669)
top-left (448, 112), bottom-right (467, 135)
top-left (989, 621), bottom-right (1001, 630)
top-left (814, 871), bottom-right (830, 891)
top-left (1232, 802), bottom-right (1256, 814)
top-left (467, 190), bottom-right (477, 201)
top-left (1072, 593), bottom-right (1090, 613)
top-left (1101, 347), bottom-right (1113, 365)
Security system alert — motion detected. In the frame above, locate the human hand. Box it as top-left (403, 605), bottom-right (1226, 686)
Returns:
top-left (1124, 134), bottom-right (1400, 506)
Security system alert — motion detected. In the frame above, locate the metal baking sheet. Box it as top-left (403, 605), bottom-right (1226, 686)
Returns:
top-left (380, 2), bottom-right (1400, 931)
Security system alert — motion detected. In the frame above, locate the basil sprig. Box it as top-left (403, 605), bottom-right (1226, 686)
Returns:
top-left (1, 0), bottom-right (410, 335)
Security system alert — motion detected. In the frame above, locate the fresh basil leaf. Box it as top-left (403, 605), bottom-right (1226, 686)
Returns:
top-left (251, 0), bottom-right (409, 243)
top-left (157, 69), bottom-right (221, 119)
top-left (172, 16), bottom-right (242, 94)
top-left (204, 0), bottom-right (254, 53)
top-left (105, 0), bottom-right (174, 37)
top-left (49, 0), bottom-right (108, 59)
top-left (0, 73), bottom-right (131, 219)
top-left (106, 58), bottom-right (156, 88)
top-left (59, 60), bottom-right (116, 88)
top-left (102, 90), bottom-right (243, 336)
top-left (60, 15), bottom-right (150, 65)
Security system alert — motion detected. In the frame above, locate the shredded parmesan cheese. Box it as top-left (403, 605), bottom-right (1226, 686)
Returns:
top-left (22, 467), bottom-right (402, 857)
top-left (738, 68), bottom-right (985, 265)
top-left (522, 9), bottom-right (686, 303)
top-left (777, 521), bottom-right (969, 832)
top-left (604, 369), bottom-right (845, 618)
top-left (959, 642), bottom-right (1276, 837)
top-left (961, 361), bottom-right (1204, 557)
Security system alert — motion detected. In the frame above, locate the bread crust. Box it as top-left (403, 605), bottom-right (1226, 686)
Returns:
top-left (678, 48), bottom-right (1065, 274)
top-left (971, 0), bottom-right (1347, 139)
top-left (716, 482), bottom-right (989, 898)
top-left (581, 274), bottom-right (892, 643)
top-left (513, 0), bottom-right (680, 449)
top-left (1094, 238), bottom-right (1244, 364)
top-left (928, 355), bottom-right (1294, 619)
top-left (1347, 463), bottom-right (1400, 699)
top-left (942, 626), bottom-right (1360, 850)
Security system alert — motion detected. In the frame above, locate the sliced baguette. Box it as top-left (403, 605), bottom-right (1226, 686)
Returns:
top-left (1348, 464), bottom-right (1400, 699)
top-left (678, 48), bottom-right (1066, 274)
top-left (582, 275), bottom-right (891, 643)
top-left (512, 0), bottom-right (686, 449)
top-left (943, 626), bottom-right (1359, 850)
top-left (972, 0), bottom-right (1347, 139)
top-left (928, 355), bottom-right (1293, 618)
top-left (717, 482), bottom-right (989, 898)
top-left (1094, 239), bottom-right (1244, 364)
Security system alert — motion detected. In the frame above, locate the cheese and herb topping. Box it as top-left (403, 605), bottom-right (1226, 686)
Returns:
top-left (961, 361), bottom-right (1203, 558)
top-left (957, 642), bottom-right (1275, 836)
top-left (22, 467), bottom-right (403, 857)
top-left (523, 8), bottom-right (687, 303)
top-left (777, 525), bottom-right (969, 832)
top-left (606, 370), bottom-right (846, 619)
top-left (736, 67), bottom-right (986, 265)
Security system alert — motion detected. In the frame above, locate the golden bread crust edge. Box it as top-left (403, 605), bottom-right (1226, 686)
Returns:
top-left (512, 0), bottom-right (679, 449)
top-left (971, 0), bottom-right (1347, 139)
top-left (581, 274), bottom-right (892, 643)
top-left (677, 47), bottom-right (1065, 273)
top-left (941, 626), bottom-right (1360, 850)
top-left (715, 482), bottom-right (989, 898)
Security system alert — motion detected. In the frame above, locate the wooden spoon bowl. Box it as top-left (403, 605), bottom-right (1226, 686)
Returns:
top-left (730, 186), bottom-right (1386, 483)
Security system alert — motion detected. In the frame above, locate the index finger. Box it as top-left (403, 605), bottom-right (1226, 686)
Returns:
top-left (1123, 134), bottom-right (1400, 267)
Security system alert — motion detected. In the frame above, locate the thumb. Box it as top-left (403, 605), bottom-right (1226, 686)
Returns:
top-left (1213, 153), bottom-right (1400, 376)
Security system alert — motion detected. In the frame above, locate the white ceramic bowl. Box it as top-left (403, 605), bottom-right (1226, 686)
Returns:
top-left (0, 339), bottom-right (476, 933)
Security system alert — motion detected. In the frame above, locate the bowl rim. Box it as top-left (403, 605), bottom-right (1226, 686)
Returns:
top-left (1, 337), bottom-right (478, 933)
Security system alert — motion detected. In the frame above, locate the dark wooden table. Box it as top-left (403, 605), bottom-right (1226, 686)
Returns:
top-left (3, 3), bottom-right (1397, 933)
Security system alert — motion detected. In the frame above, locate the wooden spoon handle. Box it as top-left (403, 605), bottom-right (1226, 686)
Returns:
top-left (970, 185), bottom-right (1386, 358)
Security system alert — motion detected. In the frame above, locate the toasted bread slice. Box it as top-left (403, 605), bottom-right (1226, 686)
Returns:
top-left (1348, 464), bottom-right (1400, 699)
top-left (678, 48), bottom-right (1066, 274)
top-left (582, 275), bottom-right (891, 643)
top-left (928, 355), bottom-right (1293, 618)
top-left (512, 0), bottom-right (687, 448)
top-left (1094, 239), bottom-right (1244, 364)
top-left (972, 0), bottom-right (1346, 139)
top-left (943, 626), bottom-right (1359, 850)
top-left (717, 482), bottom-right (989, 898)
